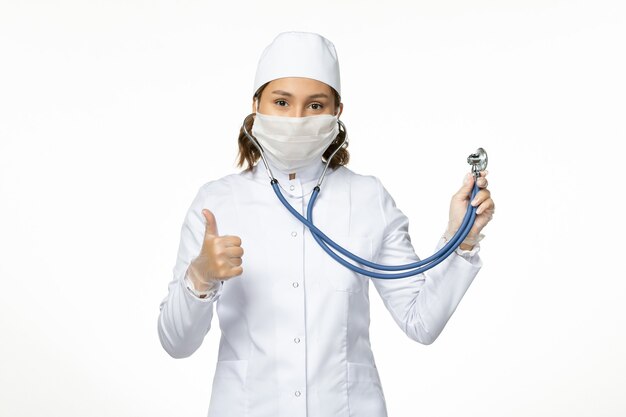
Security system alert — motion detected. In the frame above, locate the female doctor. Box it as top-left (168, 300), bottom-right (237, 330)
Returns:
top-left (158, 31), bottom-right (495, 417)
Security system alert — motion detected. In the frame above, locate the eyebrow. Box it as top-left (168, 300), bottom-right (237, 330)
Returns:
top-left (271, 90), bottom-right (330, 99)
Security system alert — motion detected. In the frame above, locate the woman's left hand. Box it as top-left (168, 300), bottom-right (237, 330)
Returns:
top-left (446, 170), bottom-right (495, 246)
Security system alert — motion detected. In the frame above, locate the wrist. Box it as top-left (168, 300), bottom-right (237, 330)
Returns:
top-left (184, 273), bottom-right (221, 299)
top-left (186, 263), bottom-right (219, 292)
top-left (443, 229), bottom-right (485, 249)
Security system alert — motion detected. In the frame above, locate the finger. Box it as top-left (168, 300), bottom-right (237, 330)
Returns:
top-left (221, 235), bottom-right (243, 246)
top-left (224, 246), bottom-right (244, 257)
top-left (477, 177), bottom-right (488, 188)
top-left (476, 198), bottom-right (495, 215)
top-left (230, 257), bottom-right (243, 266)
top-left (470, 189), bottom-right (491, 207)
top-left (202, 209), bottom-right (219, 237)
top-left (225, 266), bottom-right (243, 278)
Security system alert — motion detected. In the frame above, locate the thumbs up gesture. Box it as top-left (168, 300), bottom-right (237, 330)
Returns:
top-left (187, 209), bottom-right (244, 291)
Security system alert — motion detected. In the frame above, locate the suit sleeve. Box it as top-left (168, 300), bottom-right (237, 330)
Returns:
top-left (157, 184), bottom-right (223, 358)
top-left (370, 177), bottom-right (483, 345)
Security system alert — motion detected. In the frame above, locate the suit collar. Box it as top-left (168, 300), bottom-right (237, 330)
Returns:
top-left (251, 158), bottom-right (331, 185)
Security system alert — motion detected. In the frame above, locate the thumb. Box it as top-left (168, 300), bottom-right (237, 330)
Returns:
top-left (202, 209), bottom-right (219, 237)
top-left (454, 172), bottom-right (474, 200)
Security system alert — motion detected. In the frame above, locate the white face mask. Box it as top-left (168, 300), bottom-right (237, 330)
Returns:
top-left (251, 109), bottom-right (340, 172)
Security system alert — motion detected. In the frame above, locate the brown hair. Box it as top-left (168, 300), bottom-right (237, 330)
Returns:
top-left (235, 82), bottom-right (350, 172)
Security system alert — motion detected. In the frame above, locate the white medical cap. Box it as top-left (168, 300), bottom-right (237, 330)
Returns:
top-left (253, 31), bottom-right (341, 97)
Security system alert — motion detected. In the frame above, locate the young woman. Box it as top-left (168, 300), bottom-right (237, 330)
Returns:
top-left (158, 31), bottom-right (495, 417)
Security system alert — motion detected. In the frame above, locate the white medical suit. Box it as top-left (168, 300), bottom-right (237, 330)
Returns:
top-left (158, 159), bottom-right (483, 417)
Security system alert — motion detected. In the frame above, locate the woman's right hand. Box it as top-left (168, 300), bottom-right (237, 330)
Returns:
top-left (187, 209), bottom-right (244, 291)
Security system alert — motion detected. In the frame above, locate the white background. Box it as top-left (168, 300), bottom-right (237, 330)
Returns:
top-left (1, 1), bottom-right (624, 416)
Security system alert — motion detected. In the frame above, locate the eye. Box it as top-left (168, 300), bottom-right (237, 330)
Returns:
top-left (275, 100), bottom-right (288, 107)
top-left (310, 102), bottom-right (323, 110)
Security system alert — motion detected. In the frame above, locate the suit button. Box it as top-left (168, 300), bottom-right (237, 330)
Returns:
top-left (292, 282), bottom-right (299, 288)
top-left (291, 231), bottom-right (297, 237)
top-left (294, 390), bottom-right (301, 397)
top-left (290, 185), bottom-right (295, 191)
top-left (294, 337), bottom-right (300, 343)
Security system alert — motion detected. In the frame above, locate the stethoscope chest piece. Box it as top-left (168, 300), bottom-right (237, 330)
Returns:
top-left (467, 147), bottom-right (488, 177)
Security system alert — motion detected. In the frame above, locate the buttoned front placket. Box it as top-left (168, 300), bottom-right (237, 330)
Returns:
top-left (274, 173), bottom-right (308, 417)
top-left (251, 160), bottom-right (328, 417)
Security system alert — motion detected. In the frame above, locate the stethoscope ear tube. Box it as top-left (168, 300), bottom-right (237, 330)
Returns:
top-left (242, 113), bottom-right (277, 183)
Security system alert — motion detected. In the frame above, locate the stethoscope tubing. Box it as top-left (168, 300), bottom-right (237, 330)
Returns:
top-left (270, 179), bottom-right (479, 279)
top-left (243, 111), bottom-right (482, 279)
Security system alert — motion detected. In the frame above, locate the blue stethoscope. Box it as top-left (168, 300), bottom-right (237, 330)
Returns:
top-left (242, 113), bottom-right (488, 279)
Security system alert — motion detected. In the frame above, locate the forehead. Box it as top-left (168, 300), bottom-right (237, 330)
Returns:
top-left (266, 77), bottom-right (333, 95)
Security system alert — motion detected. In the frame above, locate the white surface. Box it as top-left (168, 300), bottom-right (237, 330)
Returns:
top-left (0, 1), bottom-right (624, 416)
